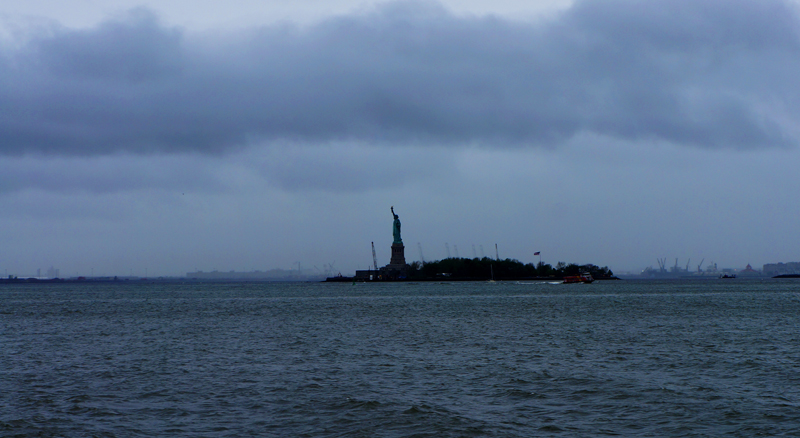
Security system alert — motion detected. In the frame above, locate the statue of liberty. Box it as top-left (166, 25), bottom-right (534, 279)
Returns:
top-left (391, 206), bottom-right (402, 244)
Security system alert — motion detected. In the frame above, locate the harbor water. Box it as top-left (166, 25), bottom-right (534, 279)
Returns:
top-left (2, 279), bottom-right (800, 437)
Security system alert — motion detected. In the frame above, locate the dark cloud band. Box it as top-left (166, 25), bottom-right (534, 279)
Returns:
top-left (1, 0), bottom-right (798, 155)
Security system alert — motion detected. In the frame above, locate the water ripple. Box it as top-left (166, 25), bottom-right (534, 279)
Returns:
top-left (2, 280), bottom-right (800, 436)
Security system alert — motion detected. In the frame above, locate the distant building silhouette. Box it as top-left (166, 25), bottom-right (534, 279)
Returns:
top-left (763, 262), bottom-right (800, 277)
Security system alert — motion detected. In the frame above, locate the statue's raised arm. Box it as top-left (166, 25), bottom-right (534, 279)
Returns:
top-left (391, 206), bottom-right (402, 244)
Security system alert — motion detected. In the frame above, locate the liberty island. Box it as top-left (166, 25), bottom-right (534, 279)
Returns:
top-left (329, 207), bottom-right (615, 282)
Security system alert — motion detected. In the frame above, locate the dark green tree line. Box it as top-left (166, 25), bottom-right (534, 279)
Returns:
top-left (407, 257), bottom-right (614, 280)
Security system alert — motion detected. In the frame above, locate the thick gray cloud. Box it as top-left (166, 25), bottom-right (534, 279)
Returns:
top-left (253, 142), bottom-right (454, 192)
top-left (0, 153), bottom-right (223, 194)
top-left (35, 8), bottom-right (183, 82)
top-left (1, 0), bottom-right (799, 155)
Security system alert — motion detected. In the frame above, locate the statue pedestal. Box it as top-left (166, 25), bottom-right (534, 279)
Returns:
top-left (382, 243), bottom-right (408, 280)
top-left (390, 243), bottom-right (406, 266)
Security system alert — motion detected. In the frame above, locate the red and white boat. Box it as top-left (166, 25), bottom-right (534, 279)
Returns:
top-left (562, 273), bottom-right (594, 284)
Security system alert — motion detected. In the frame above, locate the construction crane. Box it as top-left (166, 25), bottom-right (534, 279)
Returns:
top-left (685, 259), bottom-right (691, 272)
top-left (445, 243), bottom-right (451, 258)
top-left (698, 258), bottom-right (705, 273)
top-left (417, 243), bottom-right (425, 263)
top-left (495, 243), bottom-right (500, 261)
top-left (371, 242), bottom-right (378, 271)
top-left (454, 245), bottom-right (459, 258)
top-left (324, 261), bottom-right (337, 277)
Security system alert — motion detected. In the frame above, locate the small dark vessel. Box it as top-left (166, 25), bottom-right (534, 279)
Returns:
top-left (325, 274), bottom-right (354, 282)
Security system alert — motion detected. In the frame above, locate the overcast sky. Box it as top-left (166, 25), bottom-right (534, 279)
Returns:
top-left (1, 0), bottom-right (799, 277)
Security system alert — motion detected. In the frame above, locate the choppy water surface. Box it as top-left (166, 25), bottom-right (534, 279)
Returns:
top-left (3, 279), bottom-right (800, 437)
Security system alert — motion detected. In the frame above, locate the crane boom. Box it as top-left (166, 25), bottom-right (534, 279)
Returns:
top-left (371, 242), bottom-right (378, 271)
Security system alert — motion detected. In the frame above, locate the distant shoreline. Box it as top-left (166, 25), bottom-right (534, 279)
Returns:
top-left (0, 277), bottom-right (324, 284)
top-left (327, 276), bottom-right (622, 282)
